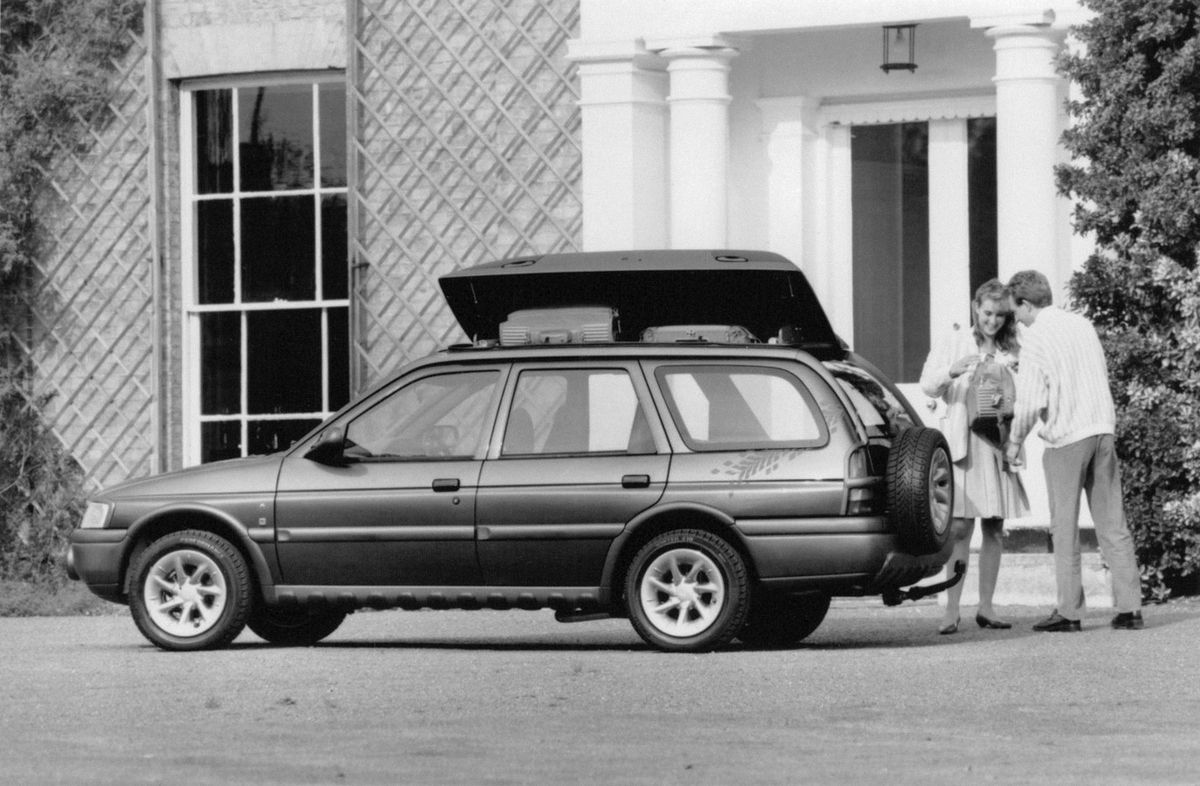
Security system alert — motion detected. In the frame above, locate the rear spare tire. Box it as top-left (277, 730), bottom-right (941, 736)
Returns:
top-left (887, 426), bottom-right (953, 555)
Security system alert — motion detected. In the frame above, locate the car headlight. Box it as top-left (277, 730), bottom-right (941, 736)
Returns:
top-left (79, 502), bottom-right (114, 529)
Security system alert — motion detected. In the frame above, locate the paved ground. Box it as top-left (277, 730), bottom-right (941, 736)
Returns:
top-left (1, 599), bottom-right (1198, 785)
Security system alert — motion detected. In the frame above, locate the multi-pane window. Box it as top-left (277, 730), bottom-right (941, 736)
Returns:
top-left (183, 76), bottom-right (348, 464)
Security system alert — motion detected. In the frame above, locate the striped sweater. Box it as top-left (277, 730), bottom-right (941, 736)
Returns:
top-left (1009, 305), bottom-right (1116, 449)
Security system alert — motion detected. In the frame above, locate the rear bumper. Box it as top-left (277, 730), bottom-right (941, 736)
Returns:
top-left (742, 516), bottom-right (957, 595)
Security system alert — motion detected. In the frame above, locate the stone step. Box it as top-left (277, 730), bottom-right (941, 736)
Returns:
top-left (1002, 525), bottom-right (1099, 553)
top-left (939, 550), bottom-right (1114, 609)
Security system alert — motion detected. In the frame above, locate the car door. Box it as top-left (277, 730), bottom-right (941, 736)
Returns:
top-left (646, 359), bottom-right (873, 576)
top-left (274, 367), bottom-right (504, 586)
top-left (475, 362), bottom-right (669, 586)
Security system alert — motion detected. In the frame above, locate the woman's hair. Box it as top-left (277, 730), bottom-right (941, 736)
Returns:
top-left (972, 278), bottom-right (1019, 353)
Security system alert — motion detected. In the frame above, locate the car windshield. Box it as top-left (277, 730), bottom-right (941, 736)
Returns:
top-left (822, 360), bottom-right (915, 438)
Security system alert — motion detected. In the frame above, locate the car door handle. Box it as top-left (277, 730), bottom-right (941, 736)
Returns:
top-left (621, 474), bottom-right (651, 489)
top-left (432, 478), bottom-right (460, 492)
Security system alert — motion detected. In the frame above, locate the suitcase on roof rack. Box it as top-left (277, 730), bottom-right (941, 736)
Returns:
top-left (499, 307), bottom-right (617, 345)
top-left (640, 324), bottom-right (758, 344)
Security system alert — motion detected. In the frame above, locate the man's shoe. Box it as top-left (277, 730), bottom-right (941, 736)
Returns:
top-left (1111, 611), bottom-right (1144, 630)
top-left (1032, 611), bottom-right (1081, 632)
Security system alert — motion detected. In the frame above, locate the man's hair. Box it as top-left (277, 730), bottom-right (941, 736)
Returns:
top-left (1007, 270), bottom-right (1053, 308)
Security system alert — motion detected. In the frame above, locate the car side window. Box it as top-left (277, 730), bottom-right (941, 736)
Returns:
top-left (501, 368), bottom-right (654, 456)
top-left (656, 365), bottom-right (827, 451)
top-left (345, 371), bottom-right (498, 459)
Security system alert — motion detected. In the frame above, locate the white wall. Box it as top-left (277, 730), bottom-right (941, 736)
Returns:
top-left (725, 20), bottom-right (997, 252)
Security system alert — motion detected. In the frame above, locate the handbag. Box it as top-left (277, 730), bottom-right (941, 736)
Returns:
top-left (966, 354), bottom-right (1015, 449)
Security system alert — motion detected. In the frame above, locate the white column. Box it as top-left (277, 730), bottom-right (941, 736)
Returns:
top-left (566, 41), bottom-right (669, 250)
top-left (757, 97), bottom-right (818, 272)
top-left (986, 24), bottom-right (1066, 285)
top-left (927, 118), bottom-right (972, 330)
top-left (659, 46), bottom-right (737, 248)
top-left (821, 123), bottom-right (854, 345)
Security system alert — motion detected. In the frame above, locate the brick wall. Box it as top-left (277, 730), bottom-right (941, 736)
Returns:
top-left (30, 0), bottom-right (582, 485)
top-left (26, 24), bottom-right (157, 492)
top-left (350, 0), bottom-right (582, 386)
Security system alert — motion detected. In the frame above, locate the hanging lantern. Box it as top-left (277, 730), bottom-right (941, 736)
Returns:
top-left (881, 23), bottom-right (918, 73)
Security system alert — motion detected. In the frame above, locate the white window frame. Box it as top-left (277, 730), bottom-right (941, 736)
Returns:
top-left (180, 71), bottom-right (349, 466)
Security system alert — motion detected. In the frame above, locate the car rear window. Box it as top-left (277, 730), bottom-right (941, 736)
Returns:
top-left (654, 365), bottom-right (827, 451)
top-left (822, 360), bottom-right (915, 437)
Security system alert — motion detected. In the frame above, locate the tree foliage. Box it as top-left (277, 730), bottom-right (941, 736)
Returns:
top-left (0, 0), bottom-right (141, 583)
top-left (1058, 0), bottom-right (1200, 599)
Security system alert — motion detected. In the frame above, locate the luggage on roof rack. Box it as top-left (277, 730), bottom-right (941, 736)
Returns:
top-left (640, 324), bottom-right (758, 344)
top-left (498, 307), bottom-right (617, 345)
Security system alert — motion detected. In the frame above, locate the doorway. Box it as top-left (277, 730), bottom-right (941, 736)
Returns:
top-left (847, 116), bottom-right (997, 384)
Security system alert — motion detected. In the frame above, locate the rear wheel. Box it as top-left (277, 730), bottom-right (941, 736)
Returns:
top-left (737, 591), bottom-right (831, 647)
top-left (248, 606), bottom-right (347, 646)
top-left (625, 529), bottom-right (749, 652)
top-left (129, 530), bottom-right (251, 651)
top-left (888, 427), bottom-right (954, 555)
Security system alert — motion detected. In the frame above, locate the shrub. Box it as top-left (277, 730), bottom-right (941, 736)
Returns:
top-left (1, 0), bottom-right (141, 589)
top-left (0, 384), bottom-right (86, 584)
top-left (1058, 0), bottom-right (1200, 599)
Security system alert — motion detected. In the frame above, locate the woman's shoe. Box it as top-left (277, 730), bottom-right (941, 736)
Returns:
top-left (975, 613), bottom-right (1012, 629)
top-left (938, 617), bottom-right (960, 635)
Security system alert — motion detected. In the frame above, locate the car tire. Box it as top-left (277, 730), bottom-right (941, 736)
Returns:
top-left (624, 529), bottom-right (749, 653)
top-left (887, 426), bottom-right (954, 555)
top-left (737, 590), bottom-right (831, 647)
top-left (129, 530), bottom-right (252, 651)
top-left (247, 606), bottom-right (347, 646)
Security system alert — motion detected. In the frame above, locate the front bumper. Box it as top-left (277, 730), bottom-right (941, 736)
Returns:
top-left (68, 529), bottom-right (129, 603)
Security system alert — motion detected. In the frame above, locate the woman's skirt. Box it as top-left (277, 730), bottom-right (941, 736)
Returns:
top-left (952, 429), bottom-right (1030, 520)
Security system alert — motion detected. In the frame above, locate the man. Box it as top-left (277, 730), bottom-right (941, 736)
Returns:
top-left (1004, 270), bottom-right (1143, 631)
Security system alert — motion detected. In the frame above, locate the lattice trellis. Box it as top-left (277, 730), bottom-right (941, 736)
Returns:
top-left (350, 0), bottom-right (582, 389)
top-left (10, 32), bottom-right (156, 492)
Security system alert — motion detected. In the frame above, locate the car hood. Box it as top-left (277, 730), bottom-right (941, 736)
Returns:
top-left (95, 454), bottom-right (285, 501)
top-left (439, 249), bottom-right (842, 350)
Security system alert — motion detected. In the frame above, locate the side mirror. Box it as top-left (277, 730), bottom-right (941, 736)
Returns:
top-left (304, 427), bottom-right (348, 466)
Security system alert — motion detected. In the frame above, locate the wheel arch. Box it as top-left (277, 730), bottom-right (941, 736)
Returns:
top-left (120, 506), bottom-right (275, 600)
top-left (600, 502), bottom-right (755, 604)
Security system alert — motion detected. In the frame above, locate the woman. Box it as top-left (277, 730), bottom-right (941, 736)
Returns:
top-left (919, 279), bottom-right (1030, 634)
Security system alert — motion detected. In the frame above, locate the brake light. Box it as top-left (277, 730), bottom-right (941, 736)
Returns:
top-left (845, 446), bottom-right (881, 515)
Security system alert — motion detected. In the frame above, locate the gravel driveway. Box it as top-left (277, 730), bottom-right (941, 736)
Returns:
top-left (2, 599), bottom-right (1198, 784)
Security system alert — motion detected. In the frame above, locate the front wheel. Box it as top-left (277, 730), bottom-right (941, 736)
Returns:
top-left (248, 606), bottom-right (347, 646)
top-left (624, 529), bottom-right (749, 652)
top-left (129, 530), bottom-right (252, 651)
